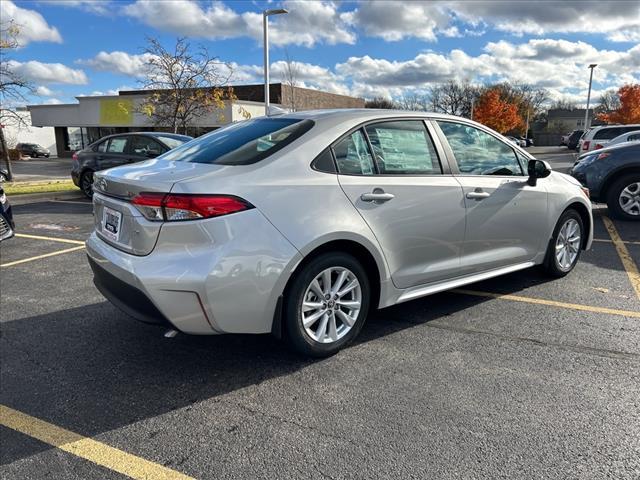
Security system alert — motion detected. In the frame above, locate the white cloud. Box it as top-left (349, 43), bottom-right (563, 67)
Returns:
top-left (79, 51), bottom-right (156, 77)
top-left (7, 60), bottom-right (88, 85)
top-left (1, 0), bottom-right (62, 45)
top-left (44, 98), bottom-right (63, 104)
top-left (35, 85), bottom-right (58, 96)
top-left (123, 0), bottom-right (354, 47)
top-left (40, 1), bottom-right (112, 15)
top-left (342, 1), bottom-right (449, 42)
top-left (450, 0), bottom-right (640, 43)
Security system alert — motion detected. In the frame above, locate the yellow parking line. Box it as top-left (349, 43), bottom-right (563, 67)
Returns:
top-left (14, 232), bottom-right (85, 245)
top-left (0, 245), bottom-right (85, 267)
top-left (602, 216), bottom-right (640, 301)
top-left (0, 405), bottom-right (194, 480)
top-left (593, 238), bottom-right (640, 246)
top-left (452, 289), bottom-right (640, 318)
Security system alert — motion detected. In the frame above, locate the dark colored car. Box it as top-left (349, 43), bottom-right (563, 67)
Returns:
top-left (16, 143), bottom-right (50, 158)
top-left (567, 130), bottom-right (584, 151)
top-left (0, 182), bottom-right (15, 242)
top-left (71, 132), bottom-right (192, 197)
top-left (570, 142), bottom-right (640, 220)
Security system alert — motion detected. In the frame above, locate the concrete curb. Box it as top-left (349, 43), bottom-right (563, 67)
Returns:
top-left (9, 190), bottom-right (88, 205)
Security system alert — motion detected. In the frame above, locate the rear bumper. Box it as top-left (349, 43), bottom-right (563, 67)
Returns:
top-left (85, 209), bottom-right (302, 335)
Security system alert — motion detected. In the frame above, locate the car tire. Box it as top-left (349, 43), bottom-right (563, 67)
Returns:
top-left (80, 170), bottom-right (94, 198)
top-left (543, 209), bottom-right (584, 277)
top-left (284, 252), bottom-right (370, 357)
top-left (606, 174), bottom-right (640, 221)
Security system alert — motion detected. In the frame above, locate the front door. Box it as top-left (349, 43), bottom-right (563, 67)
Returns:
top-left (335, 120), bottom-right (467, 289)
top-left (435, 121), bottom-right (548, 274)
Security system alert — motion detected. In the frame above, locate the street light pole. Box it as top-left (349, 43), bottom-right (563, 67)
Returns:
top-left (584, 63), bottom-right (597, 129)
top-left (263, 8), bottom-right (288, 117)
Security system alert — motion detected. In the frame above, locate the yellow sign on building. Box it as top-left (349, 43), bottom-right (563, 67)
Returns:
top-left (99, 98), bottom-right (133, 125)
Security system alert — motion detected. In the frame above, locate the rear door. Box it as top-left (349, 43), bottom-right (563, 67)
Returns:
top-left (99, 136), bottom-right (131, 170)
top-left (336, 119), bottom-right (466, 289)
top-left (435, 120), bottom-right (548, 275)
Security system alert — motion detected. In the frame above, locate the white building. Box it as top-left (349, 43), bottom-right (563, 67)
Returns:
top-left (3, 109), bottom-right (57, 156)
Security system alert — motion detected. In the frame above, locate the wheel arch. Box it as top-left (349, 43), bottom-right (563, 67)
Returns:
top-left (600, 166), bottom-right (640, 201)
top-left (271, 238), bottom-right (384, 339)
top-left (564, 201), bottom-right (591, 250)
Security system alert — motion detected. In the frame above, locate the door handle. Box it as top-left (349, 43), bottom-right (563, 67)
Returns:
top-left (466, 190), bottom-right (491, 200)
top-left (361, 189), bottom-right (395, 203)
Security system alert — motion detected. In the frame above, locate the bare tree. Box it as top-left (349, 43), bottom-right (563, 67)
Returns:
top-left (490, 82), bottom-right (549, 120)
top-left (365, 97), bottom-right (397, 109)
top-left (1, 21), bottom-right (34, 180)
top-left (138, 37), bottom-right (238, 134)
top-left (427, 81), bottom-right (480, 118)
top-left (596, 90), bottom-right (621, 113)
top-left (281, 49), bottom-right (299, 112)
top-left (549, 98), bottom-right (578, 110)
top-left (395, 92), bottom-right (430, 111)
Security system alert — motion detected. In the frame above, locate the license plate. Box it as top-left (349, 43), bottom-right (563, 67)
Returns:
top-left (102, 206), bottom-right (122, 242)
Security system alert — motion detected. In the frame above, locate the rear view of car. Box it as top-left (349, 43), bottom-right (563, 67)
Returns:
top-left (580, 124), bottom-right (640, 153)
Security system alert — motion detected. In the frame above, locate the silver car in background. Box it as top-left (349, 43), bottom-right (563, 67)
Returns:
top-left (86, 110), bottom-right (593, 357)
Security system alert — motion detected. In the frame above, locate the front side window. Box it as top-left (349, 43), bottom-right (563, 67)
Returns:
top-left (160, 118), bottom-right (313, 165)
top-left (365, 121), bottom-right (441, 174)
top-left (437, 121), bottom-right (523, 176)
top-left (333, 129), bottom-right (375, 175)
top-left (107, 137), bottom-right (128, 153)
top-left (96, 141), bottom-right (107, 153)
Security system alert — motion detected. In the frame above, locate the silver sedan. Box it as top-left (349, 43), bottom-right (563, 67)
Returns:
top-left (86, 110), bottom-right (593, 357)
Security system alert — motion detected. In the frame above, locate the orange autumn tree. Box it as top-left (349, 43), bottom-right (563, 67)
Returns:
top-left (473, 88), bottom-right (523, 133)
top-left (597, 84), bottom-right (640, 124)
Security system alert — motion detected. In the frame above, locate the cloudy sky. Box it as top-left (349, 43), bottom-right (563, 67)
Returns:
top-left (2, 0), bottom-right (639, 106)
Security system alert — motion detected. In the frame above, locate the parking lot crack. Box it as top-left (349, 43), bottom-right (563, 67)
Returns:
top-left (426, 322), bottom-right (640, 362)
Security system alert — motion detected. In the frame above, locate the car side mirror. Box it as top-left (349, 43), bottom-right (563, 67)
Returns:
top-left (527, 159), bottom-right (552, 186)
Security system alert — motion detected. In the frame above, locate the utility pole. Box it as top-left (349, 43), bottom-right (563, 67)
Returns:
top-left (263, 8), bottom-right (288, 117)
top-left (584, 64), bottom-right (597, 129)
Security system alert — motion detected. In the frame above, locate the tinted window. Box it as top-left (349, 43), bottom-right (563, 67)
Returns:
top-left (130, 136), bottom-right (164, 156)
top-left (628, 133), bottom-right (640, 141)
top-left (594, 127), bottom-right (624, 140)
top-left (333, 130), bottom-right (375, 175)
top-left (96, 141), bottom-right (107, 153)
top-left (107, 137), bottom-right (128, 153)
top-left (312, 149), bottom-right (336, 173)
top-left (365, 121), bottom-right (441, 174)
top-left (160, 118), bottom-right (313, 165)
top-left (437, 121), bottom-right (523, 176)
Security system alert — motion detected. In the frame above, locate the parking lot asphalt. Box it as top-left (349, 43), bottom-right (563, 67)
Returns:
top-left (1, 148), bottom-right (639, 479)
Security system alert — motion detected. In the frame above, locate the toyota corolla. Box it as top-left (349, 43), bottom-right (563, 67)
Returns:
top-left (86, 110), bottom-right (592, 357)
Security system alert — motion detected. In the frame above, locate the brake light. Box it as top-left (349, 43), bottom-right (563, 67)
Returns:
top-left (594, 144), bottom-right (603, 150)
top-left (72, 152), bottom-right (78, 161)
top-left (582, 141), bottom-right (590, 150)
top-left (131, 193), bottom-right (253, 221)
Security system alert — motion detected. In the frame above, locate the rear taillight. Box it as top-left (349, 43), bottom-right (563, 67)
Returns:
top-left (582, 141), bottom-right (590, 150)
top-left (594, 144), bottom-right (603, 150)
top-left (131, 193), bottom-right (253, 222)
top-left (72, 152), bottom-right (78, 161)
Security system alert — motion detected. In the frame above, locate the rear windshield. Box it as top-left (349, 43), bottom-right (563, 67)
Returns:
top-left (159, 118), bottom-right (313, 165)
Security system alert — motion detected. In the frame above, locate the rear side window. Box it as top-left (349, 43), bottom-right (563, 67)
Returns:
top-left (333, 130), bottom-right (375, 175)
top-left (594, 128), bottom-right (623, 140)
top-left (107, 137), bottom-right (128, 153)
top-left (365, 121), bottom-right (441, 174)
top-left (160, 118), bottom-right (313, 165)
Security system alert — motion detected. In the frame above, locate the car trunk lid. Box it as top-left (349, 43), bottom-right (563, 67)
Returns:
top-left (92, 159), bottom-right (222, 255)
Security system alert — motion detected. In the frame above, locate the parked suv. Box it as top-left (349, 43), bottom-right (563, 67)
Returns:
top-left (71, 132), bottom-right (192, 197)
top-left (579, 124), bottom-right (640, 154)
top-left (16, 143), bottom-right (50, 158)
top-left (571, 142), bottom-right (640, 220)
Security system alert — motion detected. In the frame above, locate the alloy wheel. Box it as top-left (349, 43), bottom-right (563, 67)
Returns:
top-left (301, 267), bottom-right (361, 344)
top-left (619, 182), bottom-right (640, 216)
top-left (81, 172), bottom-right (94, 197)
top-left (555, 218), bottom-right (581, 271)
